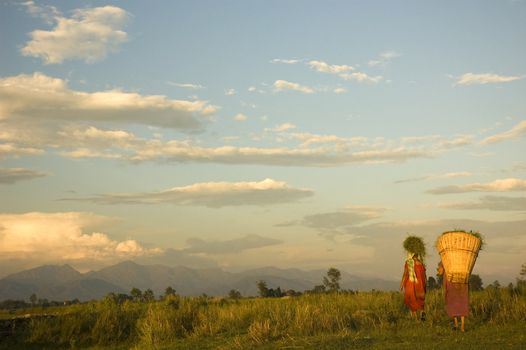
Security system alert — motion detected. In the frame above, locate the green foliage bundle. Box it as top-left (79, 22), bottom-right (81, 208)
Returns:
top-left (403, 235), bottom-right (426, 258)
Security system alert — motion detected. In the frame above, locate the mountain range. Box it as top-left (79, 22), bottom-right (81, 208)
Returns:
top-left (0, 261), bottom-right (399, 302)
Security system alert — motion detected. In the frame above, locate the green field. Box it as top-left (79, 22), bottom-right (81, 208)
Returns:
top-left (1, 288), bottom-right (525, 349)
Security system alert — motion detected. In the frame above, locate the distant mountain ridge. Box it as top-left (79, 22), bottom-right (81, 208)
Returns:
top-left (0, 261), bottom-right (398, 302)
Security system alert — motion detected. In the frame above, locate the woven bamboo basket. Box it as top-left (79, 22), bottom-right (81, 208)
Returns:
top-left (436, 231), bottom-right (481, 284)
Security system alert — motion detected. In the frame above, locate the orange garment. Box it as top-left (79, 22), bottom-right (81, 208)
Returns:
top-left (402, 258), bottom-right (427, 312)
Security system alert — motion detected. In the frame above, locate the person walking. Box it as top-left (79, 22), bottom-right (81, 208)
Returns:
top-left (437, 261), bottom-right (469, 331)
top-left (400, 251), bottom-right (427, 320)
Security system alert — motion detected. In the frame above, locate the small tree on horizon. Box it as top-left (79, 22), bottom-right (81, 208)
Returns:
top-left (29, 293), bottom-right (37, 307)
top-left (469, 274), bottom-right (483, 291)
top-left (323, 267), bottom-right (341, 292)
top-left (489, 280), bottom-right (501, 289)
top-left (257, 280), bottom-right (269, 297)
top-left (311, 284), bottom-right (326, 293)
top-left (516, 263), bottom-right (526, 289)
top-left (228, 289), bottom-right (242, 299)
top-left (164, 286), bottom-right (177, 298)
top-left (143, 289), bottom-right (155, 302)
top-left (130, 287), bottom-right (142, 302)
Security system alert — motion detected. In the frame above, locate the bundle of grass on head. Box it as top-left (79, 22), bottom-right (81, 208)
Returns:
top-left (403, 235), bottom-right (426, 260)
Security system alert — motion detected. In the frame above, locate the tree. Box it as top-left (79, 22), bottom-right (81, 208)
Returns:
top-left (164, 286), bottom-right (176, 298)
top-left (489, 280), bottom-right (501, 289)
top-left (130, 287), bottom-right (143, 301)
top-left (323, 267), bottom-right (341, 292)
top-left (29, 293), bottom-right (37, 307)
top-left (469, 274), bottom-right (483, 291)
top-left (516, 263), bottom-right (526, 289)
top-left (228, 289), bottom-right (242, 299)
top-left (257, 280), bottom-right (269, 297)
top-left (311, 284), bottom-right (326, 294)
top-left (143, 289), bottom-right (155, 302)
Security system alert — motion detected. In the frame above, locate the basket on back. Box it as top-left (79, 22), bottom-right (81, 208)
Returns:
top-left (436, 231), bottom-right (482, 284)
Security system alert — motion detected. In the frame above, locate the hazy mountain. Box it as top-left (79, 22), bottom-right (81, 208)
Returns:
top-left (4, 264), bottom-right (82, 286)
top-left (0, 262), bottom-right (399, 302)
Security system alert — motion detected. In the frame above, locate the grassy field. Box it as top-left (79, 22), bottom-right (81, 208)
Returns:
top-left (0, 287), bottom-right (524, 349)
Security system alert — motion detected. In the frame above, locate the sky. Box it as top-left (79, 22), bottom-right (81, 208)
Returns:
top-left (0, 0), bottom-right (525, 285)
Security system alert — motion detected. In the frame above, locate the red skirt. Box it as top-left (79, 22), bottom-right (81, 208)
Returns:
top-left (445, 280), bottom-right (469, 317)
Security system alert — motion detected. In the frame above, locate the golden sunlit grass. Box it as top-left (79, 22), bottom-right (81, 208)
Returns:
top-left (1, 287), bottom-right (525, 349)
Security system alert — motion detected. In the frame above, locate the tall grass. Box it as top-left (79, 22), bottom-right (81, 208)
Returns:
top-left (12, 287), bottom-right (526, 349)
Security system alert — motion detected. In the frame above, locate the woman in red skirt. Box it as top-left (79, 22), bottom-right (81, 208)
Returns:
top-left (437, 261), bottom-right (469, 331)
top-left (400, 253), bottom-right (427, 320)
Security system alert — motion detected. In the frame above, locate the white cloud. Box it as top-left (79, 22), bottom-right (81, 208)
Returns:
top-left (307, 60), bottom-right (354, 74)
top-left (454, 73), bottom-right (523, 86)
top-left (0, 168), bottom-right (47, 184)
top-left (60, 148), bottom-right (123, 159)
top-left (305, 59), bottom-right (383, 84)
top-left (0, 143), bottom-right (44, 159)
top-left (395, 171), bottom-right (472, 184)
top-left (59, 126), bottom-right (136, 146)
top-left (273, 80), bottom-right (314, 94)
top-left (21, 5), bottom-right (130, 64)
top-left (333, 87), bottom-right (347, 94)
top-left (0, 212), bottom-right (160, 262)
top-left (340, 72), bottom-right (383, 83)
top-left (368, 51), bottom-right (400, 67)
top-left (289, 132), bottom-right (351, 148)
top-left (107, 128), bottom-right (469, 166)
top-left (481, 120), bottom-right (526, 144)
top-left (248, 86), bottom-right (257, 92)
top-left (1, 109), bottom-right (474, 168)
top-left (443, 172), bottom-right (473, 178)
top-left (167, 81), bottom-right (205, 90)
top-left (225, 88), bottom-right (237, 96)
top-left (234, 113), bottom-right (248, 122)
top-left (428, 178), bottom-right (526, 194)
top-left (22, 0), bottom-right (60, 24)
top-left (270, 58), bottom-right (301, 64)
top-left (271, 123), bottom-right (297, 132)
top-left (65, 178), bottom-right (314, 207)
top-left (0, 73), bottom-right (216, 130)
top-left (127, 140), bottom-right (435, 166)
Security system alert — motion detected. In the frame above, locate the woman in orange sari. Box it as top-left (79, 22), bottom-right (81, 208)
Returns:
top-left (400, 253), bottom-right (427, 320)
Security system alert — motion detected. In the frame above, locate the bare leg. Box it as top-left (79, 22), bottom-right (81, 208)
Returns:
top-left (453, 317), bottom-right (458, 330)
top-left (460, 316), bottom-right (465, 332)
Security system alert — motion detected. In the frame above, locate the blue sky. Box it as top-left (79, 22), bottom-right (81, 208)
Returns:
top-left (1, 0), bottom-right (525, 284)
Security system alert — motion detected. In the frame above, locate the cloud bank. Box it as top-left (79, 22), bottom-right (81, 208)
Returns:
top-left (481, 120), bottom-right (526, 145)
top-left (185, 234), bottom-right (282, 254)
top-left (65, 179), bottom-right (314, 207)
top-left (428, 178), bottom-right (526, 194)
top-left (0, 73), bottom-right (216, 130)
top-left (0, 168), bottom-right (47, 184)
top-left (439, 196), bottom-right (526, 211)
top-left (0, 212), bottom-right (160, 263)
